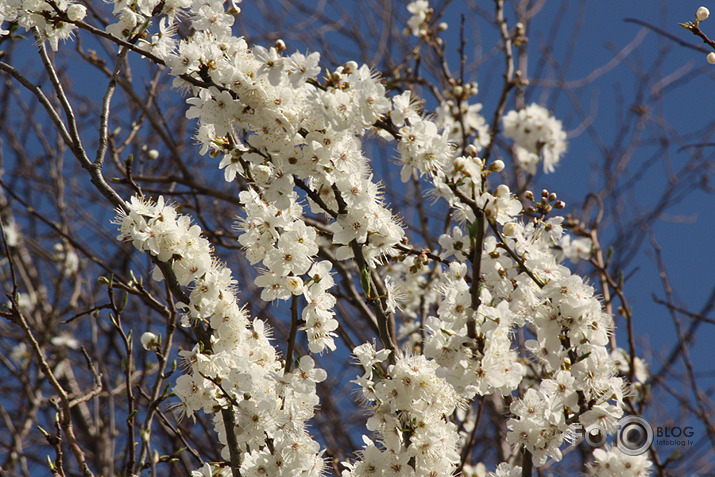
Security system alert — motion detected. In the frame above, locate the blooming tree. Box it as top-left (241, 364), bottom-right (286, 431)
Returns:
top-left (0, 1), bottom-right (713, 477)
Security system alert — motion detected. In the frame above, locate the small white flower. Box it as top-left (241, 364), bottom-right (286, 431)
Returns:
top-left (10, 343), bottom-right (29, 365)
top-left (707, 52), bottom-right (715, 64)
top-left (2, 219), bottom-right (20, 247)
top-left (292, 355), bottom-right (327, 393)
top-left (51, 334), bottom-right (80, 350)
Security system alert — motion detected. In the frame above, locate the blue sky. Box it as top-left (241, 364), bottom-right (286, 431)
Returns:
top-left (511, 0), bottom-right (715, 361)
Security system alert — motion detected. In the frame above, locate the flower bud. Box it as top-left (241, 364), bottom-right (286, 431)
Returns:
top-left (344, 61), bottom-right (358, 74)
top-left (495, 184), bottom-right (510, 197)
top-left (141, 332), bottom-right (160, 351)
top-left (285, 276), bottom-right (304, 295)
top-left (465, 144), bottom-right (478, 157)
top-left (697, 6), bottom-right (710, 21)
top-left (707, 52), bottom-right (715, 64)
top-left (524, 190), bottom-right (534, 201)
top-left (67, 4), bottom-right (87, 22)
top-left (548, 192), bottom-right (557, 202)
top-left (274, 39), bottom-right (286, 53)
top-left (502, 223), bottom-right (517, 236)
top-left (489, 160), bottom-right (505, 172)
top-left (147, 149), bottom-right (159, 160)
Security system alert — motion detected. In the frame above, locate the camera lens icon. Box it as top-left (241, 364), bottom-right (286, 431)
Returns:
top-left (617, 416), bottom-right (653, 456)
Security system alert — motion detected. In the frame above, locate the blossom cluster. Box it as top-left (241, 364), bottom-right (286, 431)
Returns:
top-left (405, 0), bottom-right (431, 37)
top-left (115, 195), bottom-right (326, 476)
top-left (428, 204), bottom-right (628, 466)
top-left (588, 446), bottom-right (653, 476)
top-left (237, 188), bottom-right (339, 353)
top-left (126, 0), bottom-right (638, 472)
top-left (343, 344), bottom-right (461, 476)
top-left (502, 103), bottom-right (567, 174)
top-left (389, 80), bottom-right (630, 471)
top-left (117, 0), bottom-right (413, 355)
top-left (435, 82), bottom-right (491, 151)
top-left (0, 0), bottom-right (86, 49)
top-left (5, 0), bottom-right (655, 475)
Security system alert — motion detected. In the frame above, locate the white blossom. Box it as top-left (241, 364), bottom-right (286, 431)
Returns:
top-left (503, 103), bottom-right (567, 174)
